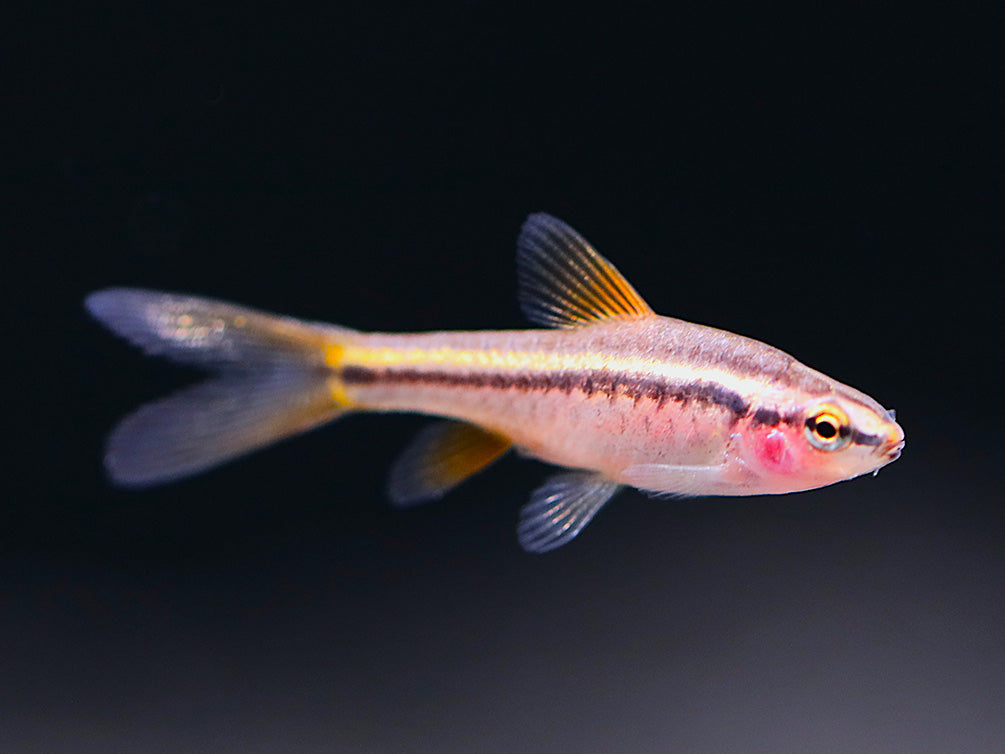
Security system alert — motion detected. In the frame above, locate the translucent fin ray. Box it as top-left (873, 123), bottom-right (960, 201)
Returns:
top-left (620, 463), bottom-right (726, 497)
top-left (86, 288), bottom-right (352, 371)
top-left (517, 472), bottom-right (621, 553)
top-left (388, 421), bottom-right (511, 507)
top-left (516, 214), bottom-right (654, 328)
top-left (104, 370), bottom-right (344, 487)
top-left (86, 288), bottom-right (357, 487)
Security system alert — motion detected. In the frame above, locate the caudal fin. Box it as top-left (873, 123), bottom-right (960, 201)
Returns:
top-left (85, 288), bottom-right (353, 487)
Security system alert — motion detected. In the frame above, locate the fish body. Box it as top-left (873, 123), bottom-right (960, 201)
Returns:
top-left (86, 214), bottom-right (904, 551)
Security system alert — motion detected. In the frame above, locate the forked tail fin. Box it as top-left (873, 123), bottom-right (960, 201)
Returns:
top-left (85, 289), bottom-right (354, 487)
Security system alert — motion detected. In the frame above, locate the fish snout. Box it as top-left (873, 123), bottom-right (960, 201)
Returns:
top-left (880, 422), bottom-right (905, 462)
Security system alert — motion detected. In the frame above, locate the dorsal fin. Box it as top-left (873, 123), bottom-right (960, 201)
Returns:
top-left (516, 213), bottom-right (654, 328)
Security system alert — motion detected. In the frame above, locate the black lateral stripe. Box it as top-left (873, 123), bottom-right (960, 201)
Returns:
top-left (341, 365), bottom-right (380, 384)
top-left (751, 407), bottom-right (781, 426)
top-left (851, 429), bottom-right (884, 447)
top-left (341, 365), bottom-right (751, 416)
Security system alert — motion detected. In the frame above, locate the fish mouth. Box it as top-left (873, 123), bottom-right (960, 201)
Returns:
top-left (878, 426), bottom-right (905, 463)
top-left (869, 432), bottom-right (904, 477)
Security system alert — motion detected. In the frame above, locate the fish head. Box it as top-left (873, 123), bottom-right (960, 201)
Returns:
top-left (739, 393), bottom-right (904, 494)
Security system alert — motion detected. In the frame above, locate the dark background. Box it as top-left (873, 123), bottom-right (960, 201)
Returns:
top-left (6, 6), bottom-right (1004, 752)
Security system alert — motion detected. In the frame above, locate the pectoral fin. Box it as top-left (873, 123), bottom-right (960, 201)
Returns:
top-left (517, 472), bottom-right (621, 553)
top-left (388, 421), bottom-right (511, 507)
top-left (620, 463), bottom-right (726, 497)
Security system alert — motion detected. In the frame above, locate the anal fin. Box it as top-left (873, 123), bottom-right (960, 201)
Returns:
top-left (388, 421), bottom-right (511, 507)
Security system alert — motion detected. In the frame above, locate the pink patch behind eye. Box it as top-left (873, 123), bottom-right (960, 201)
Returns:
top-left (752, 428), bottom-right (795, 474)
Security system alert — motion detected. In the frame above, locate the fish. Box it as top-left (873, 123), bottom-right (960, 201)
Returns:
top-left (85, 213), bottom-right (905, 552)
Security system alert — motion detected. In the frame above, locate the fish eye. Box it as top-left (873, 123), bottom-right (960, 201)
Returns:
top-left (805, 407), bottom-right (851, 451)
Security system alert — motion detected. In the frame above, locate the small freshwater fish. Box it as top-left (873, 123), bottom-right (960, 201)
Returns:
top-left (86, 214), bottom-right (904, 552)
